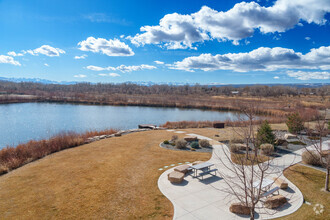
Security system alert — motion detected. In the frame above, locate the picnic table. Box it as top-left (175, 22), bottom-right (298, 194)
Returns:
top-left (253, 178), bottom-right (274, 191)
top-left (190, 162), bottom-right (217, 179)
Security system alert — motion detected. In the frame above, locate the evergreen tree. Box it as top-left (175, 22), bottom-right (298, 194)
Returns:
top-left (257, 120), bottom-right (275, 145)
top-left (286, 113), bottom-right (304, 134)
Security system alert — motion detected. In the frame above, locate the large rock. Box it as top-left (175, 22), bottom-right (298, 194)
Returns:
top-left (264, 195), bottom-right (287, 209)
top-left (275, 139), bottom-right (288, 146)
top-left (273, 177), bottom-right (288, 189)
top-left (229, 203), bottom-right (250, 215)
top-left (184, 136), bottom-right (198, 142)
top-left (284, 133), bottom-right (297, 140)
top-left (192, 161), bottom-right (204, 165)
top-left (114, 132), bottom-right (122, 137)
top-left (174, 164), bottom-right (190, 174)
top-left (168, 171), bottom-right (185, 184)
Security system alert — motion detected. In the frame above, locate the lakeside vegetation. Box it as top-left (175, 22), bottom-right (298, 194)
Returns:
top-left (0, 81), bottom-right (328, 120)
top-left (0, 129), bottom-right (117, 175)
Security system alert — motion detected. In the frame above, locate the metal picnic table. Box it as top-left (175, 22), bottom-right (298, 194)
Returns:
top-left (253, 178), bottom-right (274, 191)
top-left (190, 162), bottom-right (215, 178)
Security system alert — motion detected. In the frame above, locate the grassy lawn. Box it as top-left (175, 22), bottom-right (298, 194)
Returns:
top-left (0, 130), bottom-right (211, 219)
top-left (281, 165), bottom-right (329, 220)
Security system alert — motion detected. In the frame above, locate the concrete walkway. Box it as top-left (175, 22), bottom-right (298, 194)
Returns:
top-left (158, 133), bottom-right (305, 220)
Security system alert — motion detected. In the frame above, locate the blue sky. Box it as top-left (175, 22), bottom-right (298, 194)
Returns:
top-left (0, 0), bottom-right (329, 84)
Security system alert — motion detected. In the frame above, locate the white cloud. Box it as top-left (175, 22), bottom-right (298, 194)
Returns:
top-left (21, 45), bottom-right (65, 57)
top-left (7, 51), bottom-right (24, 57)
top-left (44, 63), bottom-right (49, 67)
top-left (273, 76), bottom-right (279, 79)
top-left (171, 46), bottom-right (330, 72)
top-left (26, 45), bottom-right (66, 57)
top-left (129, 0), bottom-right (330, 49)
top-left (287, 71), bottom-right (330, 80)
top-left (74, 74), bottom-right (87, 78)
top-left (0, 55), bottom-right (21, 66)
top-left (154, 60), bottom-right (164, 64)
top-left (87, 64), bottom-right (156, 72)
top-left (98, 73), bottom-right (121, 77)
top-left (305, 37), bottom-right (311, 40)
top-left (86, 65), bottom-right (116, 71)
top-left (74, 54), bottom-right (87, 59)
top-left (78, 37), bottom-right (134, 56)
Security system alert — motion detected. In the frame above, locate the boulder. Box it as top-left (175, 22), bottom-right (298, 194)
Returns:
top-left (192, 161), bottom-right (204, 165)
top-left (174, 164), bottom-right (190, 174)
top-left (275, 139), bottom-right (288, 146)
top-left (99, 135), bottom-right (107, 139)
top-left (168, 171), bottom-right (185, 184)
top-left (273, 177), bottom-right (288, 189)
top-left (264, 195), bottom-right (287, 209)
top-left (284, 133), bottom-right (297, 140)
top-left (229, 203), bottom-right (250, 215)
top-left (114, 133), bottom-right (122, 137)
top-left (184, 136), bottom-right (198, 142)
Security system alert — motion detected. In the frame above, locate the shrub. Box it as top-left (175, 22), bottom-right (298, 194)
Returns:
top-left (230, 138), bottom-right (244, 144)
top-left (286, 113), bottom-right (304, 134)
top-left (302, 150), bottom-right (322, 166)
top-left (230, 144), bottom-right (240, 153)
top-left (260, 144), bottom-right (274, 156)
top-left (199, 139), bottom-right (210, 148)
top-left (171, 135), bottom-right (178, 142)
top-left (257, 121), bottom-right (275, 146)
top-left (163, 140), bottom-right (169, 145)
top-left (190, 141), bottom-right (200, 149)
top-left (175, 139), bottom-right (187, 149)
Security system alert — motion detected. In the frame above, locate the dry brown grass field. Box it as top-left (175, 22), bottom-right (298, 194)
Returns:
top-left (281, 165), bottom-right (329, 220)
top-left (0, 130), bottom-right (210, 219)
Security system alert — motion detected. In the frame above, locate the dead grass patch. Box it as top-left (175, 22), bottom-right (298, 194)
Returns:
top-left (0, 130), bottom-right (210, 219)
top-left (280, 165), bottom-right (329, 220)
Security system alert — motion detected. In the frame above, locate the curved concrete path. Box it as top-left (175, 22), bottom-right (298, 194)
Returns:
top-left (158, 133), bottom-right (305, 220)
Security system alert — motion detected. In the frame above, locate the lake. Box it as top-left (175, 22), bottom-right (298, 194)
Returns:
top-left (0, 103), bottom-right (244, 148)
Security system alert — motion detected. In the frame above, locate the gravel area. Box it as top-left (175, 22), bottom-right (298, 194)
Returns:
top-left (159, 142), bottom-right (213, 153)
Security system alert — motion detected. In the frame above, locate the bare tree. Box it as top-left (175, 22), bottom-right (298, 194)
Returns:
top-left (215, 107), bottom-right (295, 220)
top-left (302, 110), bottom-right (329, 191)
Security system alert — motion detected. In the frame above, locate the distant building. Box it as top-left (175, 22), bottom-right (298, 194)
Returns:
top-left (231, 91), bottom-right (239, 94)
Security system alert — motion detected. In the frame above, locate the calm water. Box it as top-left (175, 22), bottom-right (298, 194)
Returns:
top-left (0, 103), bottom-right (244, 148)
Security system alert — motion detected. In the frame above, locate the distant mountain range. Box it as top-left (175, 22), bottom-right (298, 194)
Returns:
top-left (0, 76), bottom-right (328, 88)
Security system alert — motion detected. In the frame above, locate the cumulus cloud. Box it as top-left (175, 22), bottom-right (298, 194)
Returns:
top-left (274, 76), bottom-right (279, 79)
top-left (86, 64), bottom-right (156, 72)
top-left (7, 51), bottom-right (24, 57)
top-left (0, 55), bottom-right (21, 66)
top-left (44, 63), bottom-right (49, 67)
top-left (78, 37), bottom-right (134, 56)
top-left (74, 54), bottom-right (87, 59)
top-left (98, 73), bottom-right (120, 77)
top-left (74, 74), bottom-right (87, 78)
top-left (305, 37), bottom-right (311, 40)
top-left (154, 60), bottom-right (164, 64)
top-left (287, 71), bottom-right (330, 80)
top-left (171, 46), bottom-right (330, 72)
top-left (21, 45), bottom-right (65, 57)
top-left (129, 0), bottom-right (330, 49)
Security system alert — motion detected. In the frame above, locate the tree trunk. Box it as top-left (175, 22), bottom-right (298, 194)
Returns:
top-left (325, 167), bottom-right (329, 192)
